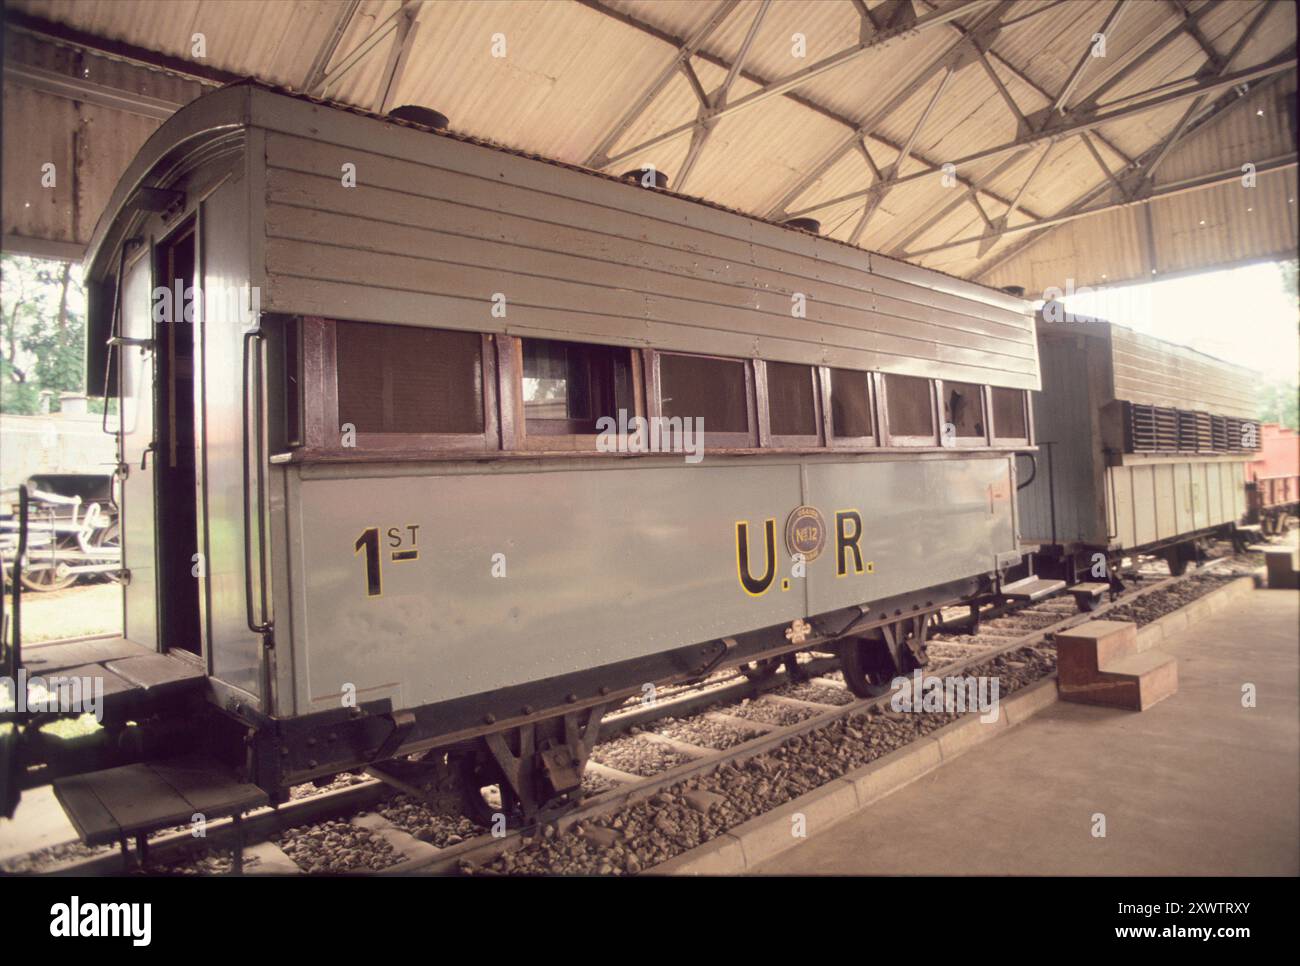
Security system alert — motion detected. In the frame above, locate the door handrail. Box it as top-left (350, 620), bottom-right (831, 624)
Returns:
top-left (242, 328), bottom-right (272, 636)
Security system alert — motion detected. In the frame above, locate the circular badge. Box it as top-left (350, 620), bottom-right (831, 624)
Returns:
top-left (784, 505), bottom-right (826, 562)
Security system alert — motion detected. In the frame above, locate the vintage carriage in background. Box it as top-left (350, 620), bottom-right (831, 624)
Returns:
top-left (1246, 423), bottom-right (1300, 533)
top-left (1018, 314), bottom-right (1261, 585)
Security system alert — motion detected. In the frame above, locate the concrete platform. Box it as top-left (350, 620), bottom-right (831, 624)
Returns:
top-left (755, 586), bottom-right (1299, 876)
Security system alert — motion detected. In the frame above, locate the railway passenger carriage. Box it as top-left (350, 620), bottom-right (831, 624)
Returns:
top-left (3, 83), bottom-right (1041, 826)
top-left (1019, 316), bottom-right (1260, 584)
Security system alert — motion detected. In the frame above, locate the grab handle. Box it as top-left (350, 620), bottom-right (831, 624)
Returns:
top-left (242, 329), bottom-right (272, 636)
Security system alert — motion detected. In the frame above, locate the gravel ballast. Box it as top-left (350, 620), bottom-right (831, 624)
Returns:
top-left (468, 645), bottom-right (1056, 876)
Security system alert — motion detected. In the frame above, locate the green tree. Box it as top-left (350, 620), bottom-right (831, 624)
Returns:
top-left (0, 254), bottom-right (87, 414)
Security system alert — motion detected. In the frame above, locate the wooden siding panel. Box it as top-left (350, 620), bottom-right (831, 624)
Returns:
top-left (252, 116), bottom-right (1039, 388)
top-left (266, 274), bottom-right (1037, 387)
top-left (1109, 327), bottom-right (1256, 417)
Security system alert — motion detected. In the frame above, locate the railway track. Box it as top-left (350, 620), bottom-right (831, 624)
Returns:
top-left (2, 548), bottom-right (1265, 876)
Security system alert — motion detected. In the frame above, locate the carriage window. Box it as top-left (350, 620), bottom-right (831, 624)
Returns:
top-left (766, 362), bottom-right (818, 437)
top-left (829, 368), bottom-right (873, 439)
top-left (521, 338), bottom-right (633, 435)
top-left (884, 374), bottom-right (934, 438)
top-left (659, 353), bottom-right (748, 433)
top-left (336, 321), bottom-right (483, 434)
top-left (991, 387), bottom-right (1026, 439)
top-left (943, 381), bottom-right (985, 438)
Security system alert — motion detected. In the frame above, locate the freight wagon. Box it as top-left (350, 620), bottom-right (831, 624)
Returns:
top-left (1018, 313), bottom-right (1260, 584)
top-left (1246, 423), bottom-right (1299, 533)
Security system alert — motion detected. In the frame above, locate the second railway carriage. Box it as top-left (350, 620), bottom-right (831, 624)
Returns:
top-left (1246, 423), bottom-right (1300, 533)
top-left (3, 82), bottom-right (1041, 825)
top-left (1018, 313), bottom-right (1260, 584)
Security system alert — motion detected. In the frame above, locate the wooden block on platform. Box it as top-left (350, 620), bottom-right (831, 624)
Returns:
top-left (1102, 651), bottom-right (1179, 711)
top-left (1263, 548), bottom-right (1299, 590)
top-left (1057, 620), bottom-right (1137, 669)
top-left (1057, 619), bottom-right (1177, 712)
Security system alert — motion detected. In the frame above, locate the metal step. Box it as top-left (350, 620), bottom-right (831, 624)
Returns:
top-left (1068, 581), bottom-right (1109, 599)
top-left (1001, 576), bottom-right (1067, 602)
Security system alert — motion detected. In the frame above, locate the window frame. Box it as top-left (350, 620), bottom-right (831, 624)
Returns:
top-left (758, 360), bottom-right (824, 448)
top-left (820, 367), bottom-right (880, 449)
top-left (645, 349), bottom-right (759, 449)
top-left (936, 379), bottom-right (991, 449)
top-left (988, 386), bottom-right (1032, 448)
top-left (503, 334), bottom-right (645, 452)
top-left (299, 316), bottom-right (500, 455)
top-left (880, 373), bottom-right (940, 447)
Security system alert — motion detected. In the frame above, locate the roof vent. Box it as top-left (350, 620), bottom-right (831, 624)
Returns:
top-left (1000, 285), bottom-right (1026, 297)
top-left (621, 166), bottom-right (669, 189)
top-left (388, 105), bottom-right (450, 130)
top-left (782, 217), bottom-right (821, 235)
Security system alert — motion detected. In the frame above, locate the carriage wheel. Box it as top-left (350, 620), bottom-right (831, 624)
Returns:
top-left (19, 550), bottom-right (78, 592)
top-left (19, 567), bottom-right (77, 592)
top-left (1163, 547), bottom-right (1190, 576)
top-left (839, 637), bottom-right (902, 698)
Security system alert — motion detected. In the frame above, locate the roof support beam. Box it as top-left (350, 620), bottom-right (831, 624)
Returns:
top-left (1169, 0), bottom-right (1226, 71)
top-left (1050, 0), bottom-right (1131, 114)
top-left (913, 0), bottom-right (1137, 164)
top-left (765, 0), bottom-right (1013, 219)
top-left (1069, 0), bottom-right (1222, 114)
top-left (847, 61), bottom-right (958, 244)
top-left (976, 46), bottom-right (1031, 136)
top-left (1137, 1), bottom-right (1275, 187)
top-left (580, 0), bottom-right (1050, 247)
top-left (3, 10), bottom-right (236, 88)
top-left (784, 53), bottom-right (1296, 219)
top-left (997, 0), bottom-right (1072, 29)
top-left (3, 59), bottom-right (187, 120)
top-left (971, 71), bottom-right (1289, 281)
top-left (310, 0), bottom-right (421, 99)
top-left (583, 0), bottom-right (739, 169)
top-left (1079, 132), bottom-right (1127, 197)
top-left (675, 0), bottom-right (771, 192)
top-left (375, 1), bottom-right (422, 112)
top-left (302, 0), bottom-right (361, 93)
top-left (593, 0), bottom-right (1000, 171)
top-left (976, 138), bottom-right (1057, 255)
top-left (885, 145), bottom-right (1036, 255)
top-left (902, 152), bottom-right (1297, 258)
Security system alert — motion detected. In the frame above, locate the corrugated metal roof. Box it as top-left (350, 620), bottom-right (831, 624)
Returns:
top-left (2, 0), bottom-right (1295, 292)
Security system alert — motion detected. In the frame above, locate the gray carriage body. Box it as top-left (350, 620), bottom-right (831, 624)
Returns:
top-left (1018, 318), bottom-right (1255, 564)
top-left (85, 84), bottom-right (1037, 755)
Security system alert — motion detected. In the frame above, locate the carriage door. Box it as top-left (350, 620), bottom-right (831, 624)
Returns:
top-left (151, 221), bottom-right (203, 658)
top-left (119, 248), bottom-right (158, 649)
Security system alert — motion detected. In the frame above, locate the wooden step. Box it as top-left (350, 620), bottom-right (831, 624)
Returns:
top-left (53, 755), bottom-right (268, 848)
top-left (1057, 619), bottom-right (1137, 670)
top-left (16, 638), bottom-right (203, 722)
top-left (1264, 547), bottom-right (1299, 590)
top-left (1056, 620), bottom-right (1177, 711)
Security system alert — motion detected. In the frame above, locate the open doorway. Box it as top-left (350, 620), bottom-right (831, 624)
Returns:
top-left (153, 221), bottom-right (202, 657)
